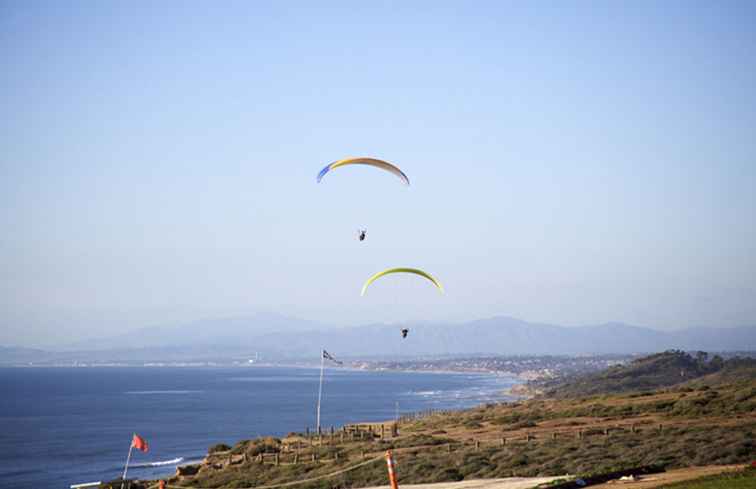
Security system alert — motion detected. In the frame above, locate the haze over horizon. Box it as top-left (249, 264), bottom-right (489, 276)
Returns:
top-left (2, 2), bottom-right (755, 348)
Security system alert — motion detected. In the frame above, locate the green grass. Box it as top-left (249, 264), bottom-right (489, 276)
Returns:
top-left (656, 467), bottom-right (756, 488)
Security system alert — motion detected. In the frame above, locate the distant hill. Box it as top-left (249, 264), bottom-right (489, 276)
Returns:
top-left (250, 317), bottom-right (756, 358)
top-left (2, 315), bottom-right (755, 362)
top-left (541, 350), bottom-right (756, 397)
top-left (0, 346), bottom-right (50, 364)
top-left (681, 355), bottom-right (756, 387)
top-left (63, 312), bottom-right (330, 351)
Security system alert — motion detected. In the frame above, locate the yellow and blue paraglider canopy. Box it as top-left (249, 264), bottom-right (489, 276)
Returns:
top-left (361, 267), bottom-right (444, 296)
top-left (317, 157), bottom-right (410, 186)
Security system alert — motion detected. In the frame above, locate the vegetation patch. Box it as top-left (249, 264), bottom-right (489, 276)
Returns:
top-left (155, 351), bottom-right (755, 489)
top-left (656, 466), bottom-right (756, 488)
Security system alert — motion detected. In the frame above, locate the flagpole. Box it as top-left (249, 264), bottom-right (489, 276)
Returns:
top-left (120, 437), bottom-right (135, 489)
top-left (316, 349), bottom-right (325, 434)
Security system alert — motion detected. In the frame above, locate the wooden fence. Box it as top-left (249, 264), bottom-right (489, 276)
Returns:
top-left (206, 420), bottom-right (667, 471)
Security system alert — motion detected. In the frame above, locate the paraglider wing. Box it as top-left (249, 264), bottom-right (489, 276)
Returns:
top-left (360, 268), bottom-right (444, 296)
top-left (316, 157), bottom-right (410, 186)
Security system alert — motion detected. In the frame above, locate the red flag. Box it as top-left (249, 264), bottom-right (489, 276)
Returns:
top-left (131, 433), bottom-right (149, 452)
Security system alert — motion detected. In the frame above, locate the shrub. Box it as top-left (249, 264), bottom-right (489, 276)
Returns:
top-left (245, 437), bottom-right (282, 455)
top-left (511, 420), bottom-right (537, 429)
top-left (209, 443), bottom-right (232, 453)
top-left (433, 468), bottom-right (463, 482)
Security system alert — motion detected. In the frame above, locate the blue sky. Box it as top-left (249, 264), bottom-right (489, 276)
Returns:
top-left (1, 1), bottom-right (754, 346)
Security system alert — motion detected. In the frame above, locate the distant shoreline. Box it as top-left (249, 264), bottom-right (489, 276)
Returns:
top-left (0, 362), bottom-right (525, 379)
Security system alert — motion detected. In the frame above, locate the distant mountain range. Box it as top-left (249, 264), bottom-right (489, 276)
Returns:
top-left (1, 314), bottom-right (754, 364)
top-left (250, 317), bottom-right (756, 358)
top-left (65, 312), bottom-right (329, 351)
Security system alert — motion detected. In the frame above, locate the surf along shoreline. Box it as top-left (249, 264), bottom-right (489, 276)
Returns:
top-left (128, 365), bottom-right (522, 482)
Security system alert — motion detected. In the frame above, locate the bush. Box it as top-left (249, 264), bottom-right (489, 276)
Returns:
top-left (209, 443), bottom-right (231, 453)
top-left (101, 480), bottom-right (147, 489)
top-left (434, 468), bottom-right (463, 482)
top-left (244, 436), bottom-right (282, 456)
top-left (511, 420), bottom-right (537, 429)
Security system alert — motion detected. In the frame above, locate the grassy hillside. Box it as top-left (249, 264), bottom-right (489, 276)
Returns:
top-left (151, 352), bottom-right (755, 489)
top-left (538, 350), bottom-right (754, 398)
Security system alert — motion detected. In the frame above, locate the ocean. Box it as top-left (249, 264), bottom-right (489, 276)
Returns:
top-left (0, 366), bottom-right (518, 489)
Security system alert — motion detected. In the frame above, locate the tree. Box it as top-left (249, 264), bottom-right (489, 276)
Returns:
top-left (709, 354), bottom-right (724, 371)
top-left (696, 351), bottom-right (709, 365)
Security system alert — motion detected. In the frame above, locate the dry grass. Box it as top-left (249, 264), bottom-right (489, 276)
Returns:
top-left (159, 378), bottom-right (755, 489)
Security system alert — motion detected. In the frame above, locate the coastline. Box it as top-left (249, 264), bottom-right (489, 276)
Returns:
top-left (500, 382), bottom-right (541, 399)
top-left (110, 366), bottom-right (520, 483)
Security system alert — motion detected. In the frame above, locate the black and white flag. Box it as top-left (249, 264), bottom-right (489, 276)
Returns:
top-left (322, 350), bottom-right (343, 365)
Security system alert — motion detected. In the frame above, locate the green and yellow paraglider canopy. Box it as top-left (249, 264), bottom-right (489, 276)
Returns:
top-left (317, 157), bottom-right (410, 186)
top-left (361, 268), bottom-right (444, 296)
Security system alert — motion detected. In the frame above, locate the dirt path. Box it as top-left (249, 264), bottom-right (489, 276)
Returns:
top-left (357, 466), bottom-right (745, 489)
top-left (590, 464), bottom-right (744, 488)
top-left (360, 476), bottom-right (566, 489)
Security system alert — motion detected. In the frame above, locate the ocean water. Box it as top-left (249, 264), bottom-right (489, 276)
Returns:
top-left (0, 367), bottom-right (517, 489)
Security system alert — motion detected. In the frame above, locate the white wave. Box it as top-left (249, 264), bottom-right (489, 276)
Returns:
top-left (413, 390), bottom-right (442, 396)
top-left (124, 390), bottom-right (201, 395)
top-left (133, 457), bottom-right (184, 468)
top-left (178, 459), bottom-right (205, 467)
top-left (227, 376), bottom-right (312, 382)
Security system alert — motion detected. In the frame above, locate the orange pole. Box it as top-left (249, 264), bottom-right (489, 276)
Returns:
top-left (385, 451), bottom-right (399, 489)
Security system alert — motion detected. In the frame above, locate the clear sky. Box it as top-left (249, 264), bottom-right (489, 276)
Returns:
top-left (1, 1), bottom-right (755, 347)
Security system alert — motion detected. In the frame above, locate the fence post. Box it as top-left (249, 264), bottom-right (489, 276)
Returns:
top-left (275, 453), bottom-right (279, 466)
top-left (385, 451), bottom-right (399, 489)
top-left (500, 438), bottom-right (506, 446)
top-left (474, 440), bottom-right (480, 451)
top-left (447, 443), bottom-right (452, 453)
